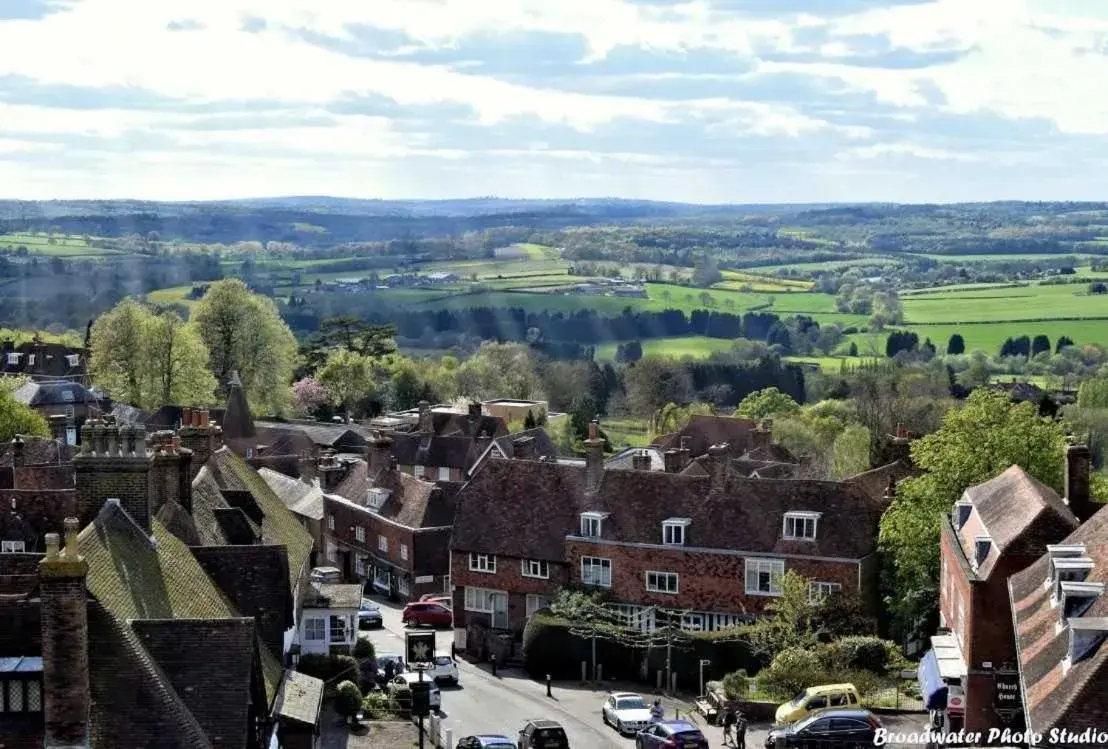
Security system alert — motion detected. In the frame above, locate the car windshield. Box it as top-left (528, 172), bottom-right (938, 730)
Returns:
top-left (617, 698), bottom-right (646, 710)
top-left (485, 744), bottom-right (514, 749)
top-left (792, 713), bottom-right (827, 731)
top-left (790, 691), bottom-right (809, 707)
top-left (535, 728), bottom-right (566, 739)
top-left (360, 601), bottom-right (378, 611)
top-left (434, 656), bottom-right (453, 665)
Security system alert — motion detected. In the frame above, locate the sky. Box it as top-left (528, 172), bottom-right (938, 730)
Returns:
top-left (0, 0), bottom-right (1107, 203)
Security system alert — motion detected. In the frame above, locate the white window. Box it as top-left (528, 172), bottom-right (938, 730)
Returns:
top-left (26, 354), bottom-right (34, 367)
top-left (783, 512), bottom-right (820, 540)
top-left (400, 543), bottom-right (408, 561)
top-left (6, 353), bottom-right (19, 365)
top-left (378, 535), bottom-right (388, 552)
top-left (66, 354), bottom-right (80, 367)
top-left (681, 613), bottom-right (705, 632)
top-left (438, 466), bottom-right (451, 481)
top-left (304, 618), bottom-right (325, 641)
top-left (414, 465), bottom-right (425, 478)
top-left (745, 558), bottom-right (785, 596)
top-left (526, 594), bottom-right (550, 618)
top-left (581, 556), bottom-right (612, 587)
top-left (327, 515), bottom-right (335, 531)
top-left (808, 582), bottom-right (842, 603)
top-left (580, 511), bottom-right (608, 538)
top-left (355, 557), bottom-right (365, 576)
top-left (329, 614), bottom-right (347, 644)
top-left (662, 518), bottom-right (690, 546)
top-left (464, 586), bottom-right (504, 613)
top-left (469, 553), bottom-right (496, 573)
top-left (646, 571), bottom-right (679, 594)
top-left (367, 488), bottom-right (389, 510)
top-left (355, 526), bottom-right (365, 543)
top-left (325, 540), bottom-right (336, 563)
top-left (1, 540), bottom-right (25, 553)
top-left (398, 576), bottom-right (410, 596)
top-left (522, 559), bottom-right (549, 579)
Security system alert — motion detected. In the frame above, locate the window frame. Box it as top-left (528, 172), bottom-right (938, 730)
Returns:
top-left (469, 552), bottom-right (496, 573)
top-left (437, 466), bottom-right (451, 482)
top-left (521, 559), bottom-right (549, 579)
top-left (580, 511), bottom-right (607, 538)
top-left (745, 557), bottom-right (785, 596)
top-left (525, 593), bottom-right (549, 618)
top-left (304, 617), bottom-right (326, 641)
top-left (808, 581), bottom-right (843, 603)
top-left (645, 570), bottom-right (679, 594)
top-left (782, 512), bottom-right (820, 540)
top-left (580, 556), bottom-right (612, 588)
top-left (378, 535), bottom-right (388, 552)
top-left (327, 514), bottom-right (335, 531)
top-left (662, 518), bottom-right (690, 546)
top-left (355, 526), bottom-right (365, 543)
top-left (1, 540), bottom-right (26, 553)
top-left (463, 586), bottom-right (505, 613)
top-left (400, 543), bottom-right (408, 561)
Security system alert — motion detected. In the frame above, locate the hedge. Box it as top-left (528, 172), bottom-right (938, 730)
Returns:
top-left (521, 614), bottom-right (765, 685)
top-left (296, 654), bottom-right (359, 687)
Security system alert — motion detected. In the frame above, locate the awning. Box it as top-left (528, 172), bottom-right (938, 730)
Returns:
top-left (918, 649), bottom-right (949, 711)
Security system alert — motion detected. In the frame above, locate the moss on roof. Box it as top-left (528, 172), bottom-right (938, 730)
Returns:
top-left (78, 500), bottom-right (238, 622)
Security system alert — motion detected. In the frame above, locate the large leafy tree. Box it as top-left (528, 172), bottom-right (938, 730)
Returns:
top-left (0, 379), bottom-right (48, 440)
top-left (734, 386), bottom-right (800, 420)
top-left (90, 299), bottom-right (216, 410)
top-left (192, 279), bottom-right (297, 415)
top-left (298, 316), bottom-right (396, 378)
top-left (317, 349), bottom-right (375, 419)
top-left (879, 389), bottom-right (1066, 638)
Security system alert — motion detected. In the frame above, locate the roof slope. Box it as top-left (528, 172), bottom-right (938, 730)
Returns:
top-left (844, 460), bottom-right (914, 505)
top-left (390, 433), bottom-right (484, 471)
top-left (1009, 504), bottom-right (1108, 741)
top-left (651, 414), bottom-right (758, 456)
top-left (260, 467), bottom-right (325, 521)
top-left (273, 670), bottom-right (324, 727)
top-left (332, 459), bottom-right (452, 529)
top-left (208, 448), bottom-right (314, 592)
top-left (222, 372), bottom-right (256, 440)
top-left (79, 500), bottom-right (239, 621)
top-left (12, 380), bottom-right (95, 407)
top-left (966, 465), bottom-right (1078, 556)
top-left (491, 428), bottom-right (559, 461)
top-left (0, 436), bottom-right (76, 466)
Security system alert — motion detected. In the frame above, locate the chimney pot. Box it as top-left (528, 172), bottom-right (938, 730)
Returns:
top-left (44, 532), bottom-right (60, 560)
top-left (588, 420), bottom-right (599, 441)
top-left (199, 409), bottom-right (209, 427)
top-left (63, 517), bottom-right (80, 555)
top-left (181, 407), bottom-right (192, 428)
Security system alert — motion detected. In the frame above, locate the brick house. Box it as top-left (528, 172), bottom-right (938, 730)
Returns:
top-left (382, 401), bottom-right (508, 482)
top-left (651, 414), bottom-right (764, 458)
top-left (1009, 500), bottom-right (1108, 747)
top-left (924, 446), bottom-right (1092, 738)
top-left (320, 436), bottom-right (456, 601)
top-left (0, 338), bottom-right (90, 385)
top-left (12, 380), bottom-right (103, 442)
top-left (451, 428), bottom-right (897, 644)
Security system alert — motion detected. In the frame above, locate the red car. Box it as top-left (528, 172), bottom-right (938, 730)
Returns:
top-left (402, 601), bottom-right (453, 628)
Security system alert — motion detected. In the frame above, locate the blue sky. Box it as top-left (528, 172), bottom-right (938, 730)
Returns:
top-left (0, 0), bottom-right (1106, 202)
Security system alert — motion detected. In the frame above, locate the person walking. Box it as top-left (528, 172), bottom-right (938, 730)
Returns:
top-left (733, 709), bottom-right (747, 749)
top-left (650, 699), bottom-right (665, 723)
top-left (722, 705), bottom-right (737, 746)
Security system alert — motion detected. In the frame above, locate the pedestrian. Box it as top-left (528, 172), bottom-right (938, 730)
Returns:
top-left (722, 705), bottom-right (737, 746)
top-left (382, 658), bottom-right (395, 684)
top-left (733, 710), bottom-right (747, 749)
top-left (650, 699), bottom-right (664, 723)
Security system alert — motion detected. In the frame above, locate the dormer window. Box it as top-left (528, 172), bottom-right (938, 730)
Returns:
top-left (1046, 544), bottom-right (1089, 590)
top-left (580, 511), bottom-right (608, 538)
top-left (1061, 581), bottom-right (1104, 620)
top-left (1064, 618), bottom-right (1108, 672)
top-left (6, 353), bottom-right (20, 365)
top-left (973, 537), bottom-right (991, 569)
top-left (954, 500), bottom-right (973, 530)
top-left (662, 518), bottom-right (691, 546)
top-left (66, 354), bottom-right (80, 367)
top-left (783, 511), bottom-right (820, 540)
top-left (367, 487), bottom-right (390, 510)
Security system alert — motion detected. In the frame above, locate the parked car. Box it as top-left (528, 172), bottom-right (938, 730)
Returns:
top-left (387, 672), bottom-right (442, 712)
top-left (310, 566), bottom-right (342, 583)
top-left (402, 601), bottom-right (453, 628)
top-left (765, 709), bottom-right (882, 748)
top-left (419, 654), bottom-right (459, 685)
top-left (358, 599), bottom-right (383, 629)
top-left (601, 692), bottom-right (652, 735)
top-left (456, 736), bottom-right (515, 749)
top-left (635, 720), bottom-right (708, 749)
top-left (421, 593), bottom-right (453, 608)
top-left (774, 683), bottom-right (860, 725)
top-left (517, 718), bottom-right (570, 749)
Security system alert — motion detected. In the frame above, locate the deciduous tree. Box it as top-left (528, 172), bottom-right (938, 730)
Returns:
top-left (317, 349), bottom-right (375, 419)
top-left (734, 387), bottom-right (800, 420)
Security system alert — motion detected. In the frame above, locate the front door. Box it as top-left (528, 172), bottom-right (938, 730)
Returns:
top-left (491, 592), bottom-right (509, 630)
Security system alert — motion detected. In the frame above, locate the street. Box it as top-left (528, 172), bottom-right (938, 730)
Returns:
top-left (360, 596), bottom-right (927, 748)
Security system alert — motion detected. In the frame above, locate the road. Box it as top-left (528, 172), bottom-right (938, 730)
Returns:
top-left (361, 595), bottom-right (929, 749)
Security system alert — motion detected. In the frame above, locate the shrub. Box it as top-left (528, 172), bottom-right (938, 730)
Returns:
top-left (354, 638), bottom-right (376, 661)
top-left (756, 647), bottom-right (823, 700)
top-left (722, 669), bottom-right (751, 700)
top-left (361, 691), bottom-right (395, 720)
top-left (335, 681), bottom-right (363, 723)
top-left (297, 654), bottom-right (358, 685)
top-left (817, 637), bottom-right (889, 674)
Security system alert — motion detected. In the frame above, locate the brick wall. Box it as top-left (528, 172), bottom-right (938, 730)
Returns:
top-left (450, 550), bottom-right (568, 631)
top-left (74, 455), bottom-right (151, 533)
top-left (324, 496), bottom-right (421, 598)
top-left (564, 540), bottom-right (861, 615)
top-left (40, 574), bottom-right (89, 746)
top-left (0, 490), bottom-right (75, 552)
top-left (13, 464), bottom-right (74, 491)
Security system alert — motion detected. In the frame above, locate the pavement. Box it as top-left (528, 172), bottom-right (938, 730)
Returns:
top-left (359, 594), bottom-right (928, 748)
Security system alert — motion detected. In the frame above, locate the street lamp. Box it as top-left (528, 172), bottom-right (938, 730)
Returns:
top-left (699, 659), bottom-right (711, 698)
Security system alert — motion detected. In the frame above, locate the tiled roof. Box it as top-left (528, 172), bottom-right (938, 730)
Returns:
top-left (331, 459), bottom-right (453, 529)
top-left (273, 670), bottom-right (324, 727)
top-left (131, 618), bottom-right (256, 749)
top-left (490, 428), bottom-right (558, 461)
top-left (429, 411), bottom-right (508, 439)
top-left (208, 448), bottom-right (314, 593)
top-left (389, 432), bottom-right (484, 471)
top-left (843, 460), bottom-right (914, 504)
top-left (1009, 505), bottom-right (1108, 742)
top-left (260, 468), bottom-right (325, 521)
top-left (606, 446), bottom-right (666, 471)
top-left (78, 500), bottom-right (239, 621)
top-left (256, 419), bottom-right (368, 449)
top-left (965, 465), bottom-right (1078, 575)
top-left (190, 467), bottom-right (260, 547)
top-left (302, 582), bottom-right (362, 609)
top-left (452, 458), bottom-right (882, 561)
top-left (0, 435), bottom-right (76, 466)
top-left (0, 489), bottom-right (77, 552)
top-left (86, 600), bottom-right (216, 749)
top-left (109, 402), bottom-right (150, 426)
top-left (258, 642), bottom-right (285, 706)
top-left (12, 380), bottom-right (97, 407)
top-left (744, 443), bottom-right (798, 463)
top-left (155, 499), bottom-right (204, 546)
top-left (651, 415), bottom-right (758, 457)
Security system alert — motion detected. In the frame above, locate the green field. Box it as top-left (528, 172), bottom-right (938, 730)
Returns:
top-left (895, 320), bottom-right (1107, 355)
top-left (745, 258), bottom-right (897, 274)
top-left (147, 285), bottom-right (198, 309)
top-left (594, 336), bottom-right (739, 362)
top-left (902, 282), bottom-right (1108, 324)
top-left (0, 233), bottom-right (118, 257)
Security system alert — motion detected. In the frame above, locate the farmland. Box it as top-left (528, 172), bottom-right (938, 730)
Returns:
top-left (0, 232), bottom-right (119, 257)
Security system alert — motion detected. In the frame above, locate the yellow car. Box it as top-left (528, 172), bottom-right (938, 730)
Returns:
top-left (774, 683), bottom-right (861, 725)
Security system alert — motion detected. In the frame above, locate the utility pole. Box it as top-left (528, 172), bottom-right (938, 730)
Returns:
top-left (418, 665), bottom-right (425, 749)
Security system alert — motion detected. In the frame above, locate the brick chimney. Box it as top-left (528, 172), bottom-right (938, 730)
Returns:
top-left (318, 453), bottom-right (345, 493)
top-left (663, 449), bottom-right (682, 473)
top-left (148, 430), bottom-right (193, 516)
top-left (752, 419), bottom-right (773, 449)
top-left (707, 443), bottom-right (729, 489)
top-left (10, 434), bottom-right (23, 468)
top-left (39, 517), bottom-right (90, 748)
top-left (74, 419), bottom-right (152, 533)
top-left (1065, 441), bottom-right (1095, 522)
top-left (467, 402), bottom-right (482, 421)
top-left (178, 408), bottom-right (216, 481)
top-left (418, 400), bottom-right (433, 435)
top-left (632, 450), bottom-right (652, 471)
top-left (49, 414), bottom-right (68, 443)
top-left (584, 420), bottom-right (605, 492)
top-left (886, 424), bottom-right (911, 465)
top-left (369, 434), bottom-right (394, 476)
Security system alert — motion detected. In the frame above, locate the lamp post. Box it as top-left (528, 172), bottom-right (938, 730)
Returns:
top-left (417, 664), bottom-right (426, 749)
top-left (699, 659), bottom-right (711, 698)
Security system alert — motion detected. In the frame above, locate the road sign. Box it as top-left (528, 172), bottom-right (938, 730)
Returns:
top-left (406, 630), bottom-right (436, 664)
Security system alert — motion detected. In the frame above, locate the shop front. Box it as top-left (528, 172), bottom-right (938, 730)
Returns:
top-left (918, 634), bottom-right (969, 745)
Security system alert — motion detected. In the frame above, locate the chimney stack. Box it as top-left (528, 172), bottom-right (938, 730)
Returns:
top-left (886, 424), bottom-right (912, 465)
top-left (178, 408), bottom-right (216, 481)
top-left (884, 475), bottom-right (897, 502)
top-left (369, 434), bottom-right (394, 476)
top-left (584, 420), bottom-right (605, 492)
top-left (468, 402), bottom-right (482, 421)
top-left (148, 429), bottom-right (193, 517)
top-left (752, 419), bottom-right (773, 449)
top-left (11, 434), bottom-right (24, 468)
top-left (318, 453), bottom-right (345, 493)
top-left (1065, 441), bottom-right (1095, 522)
top-left (707, 443), bottom-right (729, 489)
top-left (39, 517), bottom-right (91, 748)
top-left (418, 401), bottom-right (433, 435)
top-left (663, 449), bottom-right (682, 474)
top-left (632, 450), bottom-right (652, 471)
top-left (74, 419), bottom-right (152, 533)
top-left (49, 414), bottom-right (68, 443)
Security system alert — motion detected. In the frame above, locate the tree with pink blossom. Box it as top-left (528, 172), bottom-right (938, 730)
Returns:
top-left (292, 377), bottom-right (329, 418)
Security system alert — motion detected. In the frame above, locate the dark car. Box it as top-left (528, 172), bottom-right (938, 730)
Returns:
top-left (402, 601), bottom-right (453, 628)
top-left (518, 718), bottom-right (570, 749)
top-left (456, 735), bottom-right (515, 749)
top-left (358, 599), bottom-right (383, 629)
top-left (636, 720), bottom-right (708, 749)
top-left (765, 709), bottom-right (882, 748)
